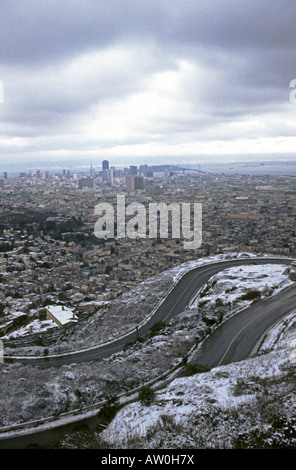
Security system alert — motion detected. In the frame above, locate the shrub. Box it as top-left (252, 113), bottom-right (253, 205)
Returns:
top-left (96, 397), bottom-right (120, 429)
top-left (233, 417), bottom-right (296, 449)
top-left (138, 386), bottom-right (156, 406)
top-left (240, 290), bottom-right (261, 301)
top-left (181, 363), bottom-right (210, 376)
top-left (149, 321), bottom-right (165, 338)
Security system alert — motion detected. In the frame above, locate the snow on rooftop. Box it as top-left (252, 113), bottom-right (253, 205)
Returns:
top-left (2, 319), bottom-right (57, 339)
top-left (46, 305), bottom-right (77, 325)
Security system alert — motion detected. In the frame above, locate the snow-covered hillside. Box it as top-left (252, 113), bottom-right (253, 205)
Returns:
top-left (1, 253), bottom-right (296, 448)
top-left (99, 323), bottom-right (296, 449)
top-left (189, 262), bottom-right (294, 320)
top-left (3, 252), bottom-right (292, 354)
top-left (55, 254), bottom-right (296, 449)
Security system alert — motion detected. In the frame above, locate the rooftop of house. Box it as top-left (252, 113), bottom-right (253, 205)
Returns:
top-left (46, 305), bottom-right (77, 326)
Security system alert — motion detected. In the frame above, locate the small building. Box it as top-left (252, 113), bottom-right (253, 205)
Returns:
top-left (46, 305), bottom-right (78, 329)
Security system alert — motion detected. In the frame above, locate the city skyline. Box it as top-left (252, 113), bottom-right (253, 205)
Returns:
top-left (1, 1), bottom-right (296, 167)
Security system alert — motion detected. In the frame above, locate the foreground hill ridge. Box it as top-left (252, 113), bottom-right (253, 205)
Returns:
top-left (62, 321), bottom-right (296, 449)
top-left (1, 253), bottom-right (296, 449)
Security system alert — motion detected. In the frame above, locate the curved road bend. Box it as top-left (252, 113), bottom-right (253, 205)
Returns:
top-left (192, 281), bottom-right (296, 368)
top-left (5, 257), bottom-right (293, 368)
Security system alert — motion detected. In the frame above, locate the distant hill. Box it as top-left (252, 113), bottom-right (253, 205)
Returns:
top-left (149, 165), bottom-right (206, 174)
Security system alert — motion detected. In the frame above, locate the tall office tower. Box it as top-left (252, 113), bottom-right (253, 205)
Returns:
top-left (102, 160), bottom-right (109, 171)
top-left (90, 163), bottom-right (96, 178)
top-left (129, 165), bottom-right (137, 176)
top-left (125, 174), bottom-right (135, 193)
top-left (139, 164), bottom-right (148, 177)
top-left (3, 172), bottom-right (8, 179)
top-left (108, 168), bottom-right (114, 185)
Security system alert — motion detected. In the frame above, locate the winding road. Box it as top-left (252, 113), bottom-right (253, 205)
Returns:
top-left (1, 256), bottom-right (296, 448)
top-left (4, 256), bottom-right (295, 368)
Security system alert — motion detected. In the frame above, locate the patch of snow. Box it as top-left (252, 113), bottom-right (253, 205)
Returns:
top-left (166, 252), bottom-right (285, 283)
top-left (2, 319), bottom-right (57, 340)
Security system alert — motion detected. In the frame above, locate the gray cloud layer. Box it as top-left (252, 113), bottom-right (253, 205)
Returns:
top-left (1, 0), bottom-right (296, 165)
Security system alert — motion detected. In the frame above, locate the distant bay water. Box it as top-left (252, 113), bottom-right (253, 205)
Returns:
top-left (196, 160), bottom-right (296, 176)
top-left (1, 157), bottom-right (296, 178)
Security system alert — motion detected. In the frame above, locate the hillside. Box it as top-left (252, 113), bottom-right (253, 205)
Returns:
top-left (97, 324), bottom-right (296, 449)
top-left (54, 255), bottom-right (296, 449)
top-left (1, 253), bottom-right (295, 448)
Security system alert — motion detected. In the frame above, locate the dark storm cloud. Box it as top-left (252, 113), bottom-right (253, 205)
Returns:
top-left (0, 0), bottom-right (168, 65)
top-left (1, 0), bottom-right (296, 162)
top-left (159, 1), bottom-right (296, 113)
top-left (165, 0), bottom-right (296, 48)
top-left (2, 0), bottom-right (295, 65)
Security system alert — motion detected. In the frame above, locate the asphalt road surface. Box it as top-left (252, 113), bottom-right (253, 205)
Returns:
top-left (5, 257), bottom-right (293, 368)
top-left (192, 281), bottom-right (296, 368)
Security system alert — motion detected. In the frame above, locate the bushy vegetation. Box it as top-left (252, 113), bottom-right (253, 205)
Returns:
top-left (138, 386), bottom-right (156, 406)
top-left (96, 397), bottom-right (121, 430)
top-left (233, 416), bottom-right (296, 449)
top-left (180, 362), bottom-right (211, 376)
top-left (239, 290), bottom-right (261, 301)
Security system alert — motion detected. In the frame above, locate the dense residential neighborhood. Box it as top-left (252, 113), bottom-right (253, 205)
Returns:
top-left (0, 166), bottom-right (296, 338)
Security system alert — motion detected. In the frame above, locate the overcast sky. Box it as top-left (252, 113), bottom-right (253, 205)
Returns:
top-left (1, 0), bottom-right (296, 169)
